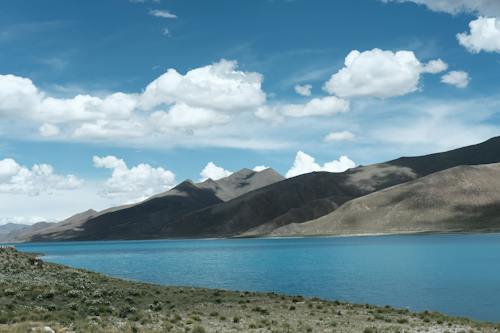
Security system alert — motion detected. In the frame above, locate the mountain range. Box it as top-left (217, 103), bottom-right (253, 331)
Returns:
top-left (4, 136), bottom-right (500, 242)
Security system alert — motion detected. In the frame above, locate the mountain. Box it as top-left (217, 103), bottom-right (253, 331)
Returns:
top-left (28, 168), bottom-right (283, 242)
top-left (2, 222), bottom-right (56, 243)
top-left (26, 136), bottom-right (500, 241)
top-left (388, 136), bottom-right (500, 177)
top-left (166, 164), bottom-right (417, 238)
top-left (30, 181), bottom-right (222, 241)
top-left (22, 210), bottom-right (97, 242)
top-left (162, 136), bottom-right (500, 238)
top-left (196, 168), bottom-right (284, 201)
top-left (0, 223), bottom-right (29, 242)
top-left (0, 223), bottom-right (27, 236)
top-left (270, 163), bottom-right (500, 236)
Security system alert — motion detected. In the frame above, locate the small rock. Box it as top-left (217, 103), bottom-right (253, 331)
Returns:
top-left (43, 327), bottom-right (55, 333)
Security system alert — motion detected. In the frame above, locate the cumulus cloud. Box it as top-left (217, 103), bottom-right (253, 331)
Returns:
top-left (457, 17), bottom-right (500, 53)
top-left (380, 0), bottom-right (500, 16)
top-left (199, 162), bottom-right (232, 181)
top-left (323, 49), bottom-right (447, 98)
top-left (255, 96), bottom-right (349, 122)
top-left (324, 130), bottom-right (355, 142)
top-left (286, 151), bottom-right (356, 178)
top-left (423, 59), bottom-right (449, 74)
top-left (39, 123), bottom-right (60, 137)
top-left (441, 71), bottom-right (470, 88)
top-left (93, 155), bottom-right (176, 201)
top-left (149, 9), bottom-right (177, 19)
top-left (0, 60), bottom-right (279, 149)
top-left (149, 104), bottom-right (230, 131)
top-left (0, 75), bottom-right (42, 116)
top-left (294, 84), bottom-right (312, 96)
top-left (252, 165), bottom-right (269, 172)
top-left (140, 59), bottom-right (266, 112)
top-left (0, 158), bottom-right (83, 195)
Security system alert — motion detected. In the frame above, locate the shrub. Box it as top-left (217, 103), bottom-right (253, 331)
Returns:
top-left (192, 325), bottom-right (206, 333)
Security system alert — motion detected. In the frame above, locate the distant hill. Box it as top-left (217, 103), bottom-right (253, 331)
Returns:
top-left (0, 223), bottom-right (29, 242)
top-left (270, 163), bottom-right (500, 236)
top-left (21, 210), bottom-right (97, 242)
top-left (167, 136), bottom-right (500, 238)
top-left (166, 168), bottom-right (411, 238)
top-left (196, 168), bottom-right (285, 201)
top-left (30, 181), bottom-right (222, 241)
top-left (27, 168), bottom-right (284, 242)
top-left (3, 222), bottom-right (56, 242)
top-left (388, 136), bottom-right (500, 176)
top-left (25, 136), bottom-right (500, 241)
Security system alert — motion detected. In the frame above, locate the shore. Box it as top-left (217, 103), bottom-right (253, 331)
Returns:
top-left (0, 248), bottom-right (497, 333)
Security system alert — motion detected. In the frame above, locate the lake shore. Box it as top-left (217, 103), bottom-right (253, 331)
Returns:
top-left (1, 247), bottom-right (498, 333)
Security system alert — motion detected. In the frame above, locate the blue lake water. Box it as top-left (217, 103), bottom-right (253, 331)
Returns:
top-left (14, 233), bottom-right (500, 322)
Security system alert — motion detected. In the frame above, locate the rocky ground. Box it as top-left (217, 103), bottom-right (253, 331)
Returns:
top-left (0, 247), bottom-right (497, 333)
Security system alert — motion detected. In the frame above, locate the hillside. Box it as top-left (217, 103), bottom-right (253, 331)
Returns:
top-left (23, 136), bottom-right (500, 241)
top-left (0, 223), bottom-right (29, 242)
top-left (196, 168), bottom-right (284, 201)
top-left (30, 181), bottom-right (222, 241)
top-left (271, 163), bottom-right (500, 237)
top-left (164, 166), bottom-right (415, 238)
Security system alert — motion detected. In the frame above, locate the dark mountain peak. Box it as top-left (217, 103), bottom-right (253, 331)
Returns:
top-left (169, 180), bottom-right (204, 195)
top-left (389, 135), bottom-right (500, 177)
top-left (231, 168), bottom-right (255, 176)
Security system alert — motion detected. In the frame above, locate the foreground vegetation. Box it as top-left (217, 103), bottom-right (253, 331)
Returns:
top-left (0, 248), bottom-right (497, 333)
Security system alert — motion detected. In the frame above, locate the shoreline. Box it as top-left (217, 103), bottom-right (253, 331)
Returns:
top-left (6, 229), bottom-right (500, 245)
top-left (2, 247), bottom-right (499, 332)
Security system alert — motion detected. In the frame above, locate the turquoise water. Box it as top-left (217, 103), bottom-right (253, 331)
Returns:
top-left (15, 233), bottom-right (500, 322)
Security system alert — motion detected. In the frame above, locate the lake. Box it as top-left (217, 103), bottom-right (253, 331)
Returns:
top-left (15, 233), bottom-right (500, 322)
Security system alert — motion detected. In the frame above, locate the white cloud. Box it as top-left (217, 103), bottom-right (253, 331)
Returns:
top-left (294, 84), bottom-right (312, 96)
top-left (255, 96), bottom-right (349, 122)
top-left (441, 71), bottom-right (470, 88)
top-left (0, 60), bottom-right (280, 149)
top-left (457, 17), bottom-right (500, 53)
top-left (149, 9), bottom-right (177, 19)
top-left (39, 123), bottom-right (60, 137)
top-left (423, 59), bottom-right (448, 74)
top-left (140, 59), bottom-right (265, 112)
top-left (253, 165), bottom-right (269, 172)
top-left (0, 158), bottom-right (83, 195)
top-left (0, 75), bottom-right (42, 116)
top-left (380, 0), bottom-right (500, 16)
top-left (286, 151), bottom-right (356, 178)
top-left (199, 162), bottom-right (232, 181)
top-left (149, 104), bottom-right (230, 130)
top-left (323, 49), bottom-right (447, 98)
top-left (93, 155), bottom-right (176, 202)
top-left (324, 130), bottom-right (355, 142)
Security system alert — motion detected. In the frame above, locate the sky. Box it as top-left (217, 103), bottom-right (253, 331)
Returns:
top-left (1, 0), bottom-right (500, 224)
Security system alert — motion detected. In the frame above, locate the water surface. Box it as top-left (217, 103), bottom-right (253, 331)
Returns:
top-left (15, 233), bottom-right (500, 322)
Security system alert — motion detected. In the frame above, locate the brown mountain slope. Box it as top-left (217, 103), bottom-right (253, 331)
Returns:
top-left (30, 182), bottom-right (222, 241)
top-left (166, 136), bottom-right (500, 238)
top-left (196, 168), bottom-right (285, 201)
top-left (163, 165), bottom-right (416, 238)
top-left (271, 163), bottom-right (500, 236)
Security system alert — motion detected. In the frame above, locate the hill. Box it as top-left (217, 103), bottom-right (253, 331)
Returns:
top-left (173, 136), bottom-right (500, 238)
top-left (196, 168), bottom-right (284, 201)
top-left (271, 163), bottom-right (500, 236)
top-left (25, 136), bottom-right (500, 241)
top-left (30, 181), bottom-right (222, 241)
top-left (26, 168), bottom-right (284, 242)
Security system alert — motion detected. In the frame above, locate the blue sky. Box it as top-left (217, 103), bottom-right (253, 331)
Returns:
top-left (1, 0), bottom-right (500, 223)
